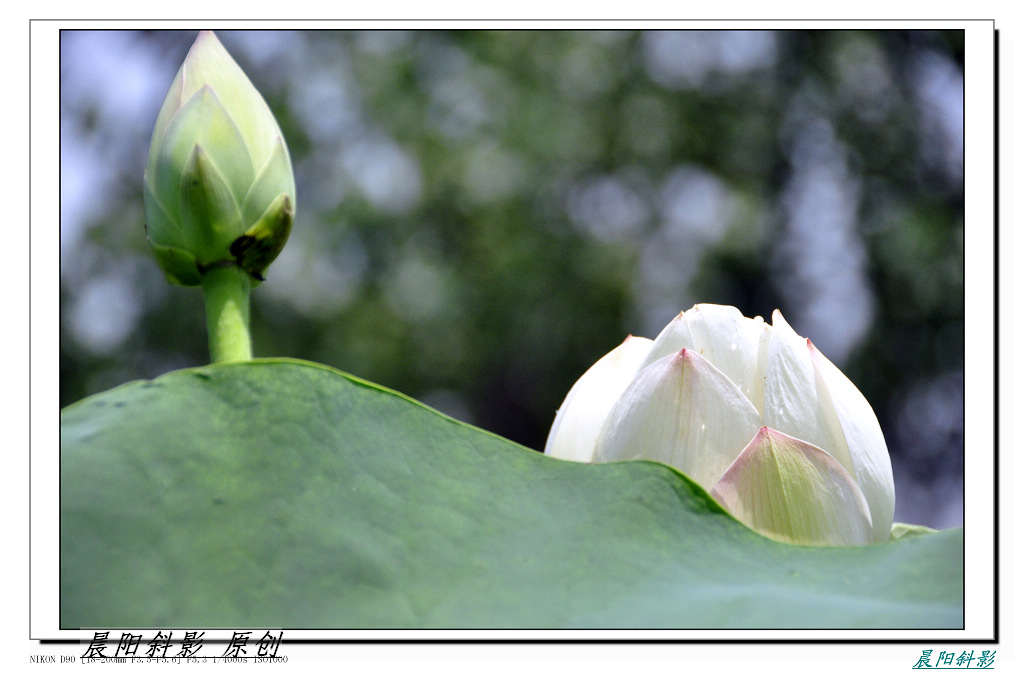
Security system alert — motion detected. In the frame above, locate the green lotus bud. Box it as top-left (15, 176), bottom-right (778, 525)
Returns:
top-left (143, 30), bottom-right (296, 286)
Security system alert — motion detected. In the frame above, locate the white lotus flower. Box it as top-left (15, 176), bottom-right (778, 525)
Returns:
top-left (544, 303), bottom-right (895, 546)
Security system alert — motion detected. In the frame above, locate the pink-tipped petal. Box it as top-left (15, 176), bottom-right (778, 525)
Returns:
top-left (710, 427), bottom-right (874, 546)
top-left (544, 336), bottom-right (654, 462)
top-left (596, 348), bottom-right (761, 490)
top-left (637, 304), bottom-right (771, 411)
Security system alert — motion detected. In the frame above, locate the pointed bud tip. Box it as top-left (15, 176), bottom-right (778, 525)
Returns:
top-left (753, 425), bottom-right (780, 445)
top-left (194, 30), bottom-right (221, 46)
top-left (673, 347), bottom-right (707, 364)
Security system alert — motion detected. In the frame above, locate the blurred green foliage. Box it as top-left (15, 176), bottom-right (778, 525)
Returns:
top-left (59, 29), bottom-right (965, 526)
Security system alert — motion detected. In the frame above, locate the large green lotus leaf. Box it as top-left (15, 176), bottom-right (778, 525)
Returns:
top-left (60, 360), bottom-right (963, 629)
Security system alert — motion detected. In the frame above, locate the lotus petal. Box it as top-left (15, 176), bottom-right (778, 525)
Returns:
top-left (544, 336), bottom-right (653, 463)
top-left (637, 303), bottom-right (771, 412)
top-left (596, 348), bottom-right (761, 490)
top-left (808, 341), bottom-right (895, 543)
top-left (710, 427), bottom-right (874, 546)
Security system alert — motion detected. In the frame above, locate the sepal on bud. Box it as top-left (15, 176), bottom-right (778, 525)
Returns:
top-left (230, 193), bottom-right (293, 281)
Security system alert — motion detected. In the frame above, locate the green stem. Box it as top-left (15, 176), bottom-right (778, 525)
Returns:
top-left (200, 265), bottom-right (252, 363)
